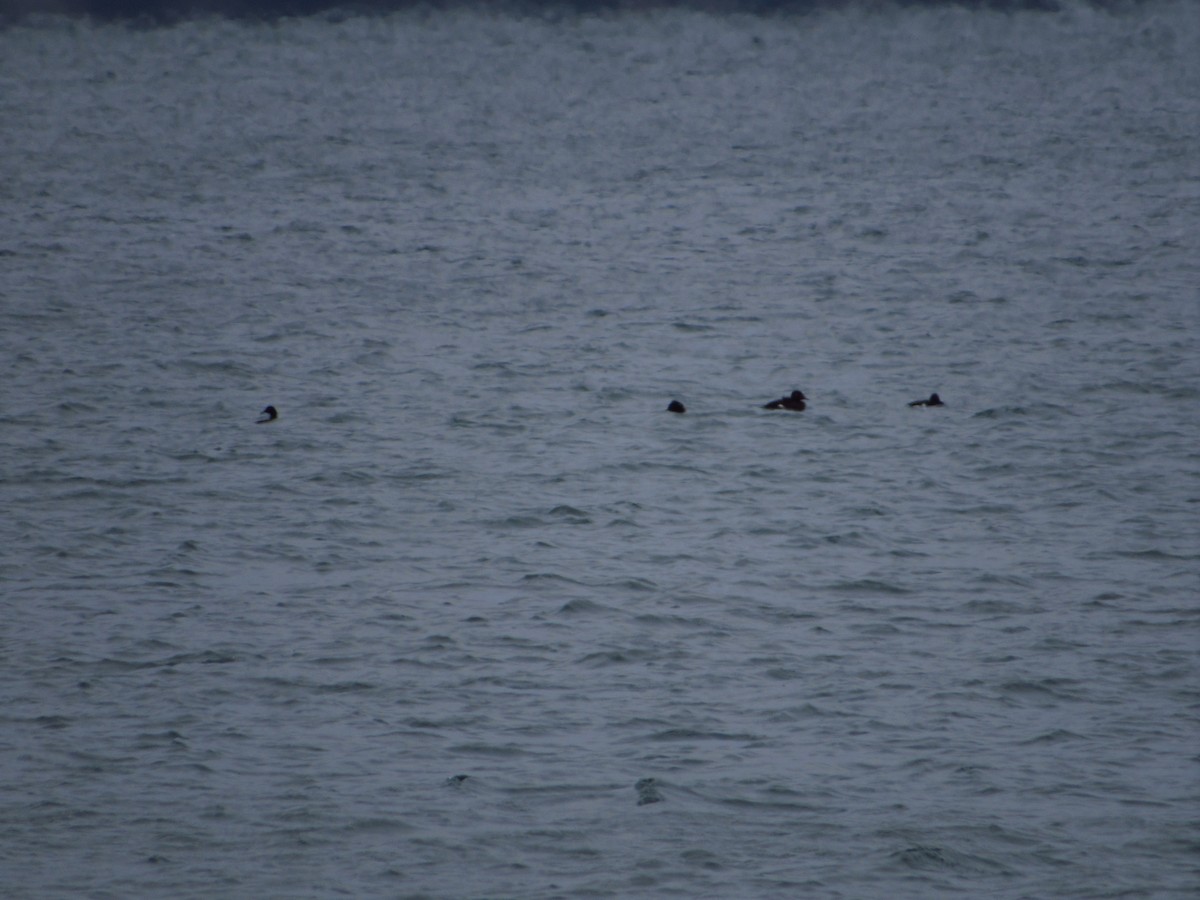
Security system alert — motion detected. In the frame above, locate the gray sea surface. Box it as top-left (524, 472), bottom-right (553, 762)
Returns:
top-left (2, 2), bottom-right (1198, 897)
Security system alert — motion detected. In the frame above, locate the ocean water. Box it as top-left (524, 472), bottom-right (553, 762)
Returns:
top-left (1, 2), bottom-right (1198, 897)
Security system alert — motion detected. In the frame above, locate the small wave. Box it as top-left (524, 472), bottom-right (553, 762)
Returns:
top-left (315, 680), bottom-right (378, 693)
top-left (577, 649), bottom-right (643, 666)
top-left (970, 572), bottom-right (1033, 589)
top-left (605, 576), bottom-right (657, 592)
top-left (829, 578), bottom-right (910, 595)
top-left (887, 844), bottom-right (1009, 876)
top-left (648, 728), bottom-right (760, 742)
top-left (446, 742), bottom-right (532, 757)
top-left (0, 0), bottom-right (1133, 26)
top-left (633, 612), bottom-right (716, 629)
top-left (522, 572), bottom-right (584, 585)
top-left (1000, 679), bottom-right (1083, 702)
top-left (960, 598), bottom-right (1031, 614)
top-left (341, 817), bottom-right (412, 833)
top-left (1018, 728), bottom-right (1086, 745)
top-left (558, 598), bottom-right (609, 615)
top-left (635, 777), bottom-right (664, 805)
top-left (1113, 548), bottom-right (1199, 562)
top-left (971, 403), bottom-right (1074, 419)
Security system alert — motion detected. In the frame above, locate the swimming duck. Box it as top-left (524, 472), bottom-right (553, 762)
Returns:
top-left (763, 390), bottom-right (807, 411)
top-left (256, 405), bottom-right (278, 423)
top-left (666, 400), bottom-right (686, 414)
top-left (908, 393), bottom-right (944, 408)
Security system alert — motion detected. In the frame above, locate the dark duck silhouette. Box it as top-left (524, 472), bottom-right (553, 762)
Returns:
top-left (763, 390), bottom-right (807, 411)
top-left (256, 405), bottom-right (278, 423)
top-left (666, 400), bottom-right (686, 414)
top-left (908, 393), bottom-right (944, 408)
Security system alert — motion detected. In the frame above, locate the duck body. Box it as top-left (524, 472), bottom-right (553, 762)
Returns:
top-left (256, 405), bottom-right (278, 423)
top-left (908, 393), bottom-right (944, 408)
top-left (666, 400), bottom-right (687, 414)
top-left (763, 390), bottom-right (807, 411)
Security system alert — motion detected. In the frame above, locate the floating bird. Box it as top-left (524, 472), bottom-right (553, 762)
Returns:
top-left (908, 393), bottom-right (944, 407)
top-left (666, 400), bottom-right (686, 414)
top-left (256, 405), bottom-right (278, 423)
top-left (763, 390), bottom-right (807, 411)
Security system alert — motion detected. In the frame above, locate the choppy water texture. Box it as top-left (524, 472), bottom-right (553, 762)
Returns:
top-left (2, 2), bottom-right (1198, 897)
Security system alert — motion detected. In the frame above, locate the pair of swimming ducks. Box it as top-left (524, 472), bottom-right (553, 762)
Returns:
top-left (666, 392), bottom-right (943, 414)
